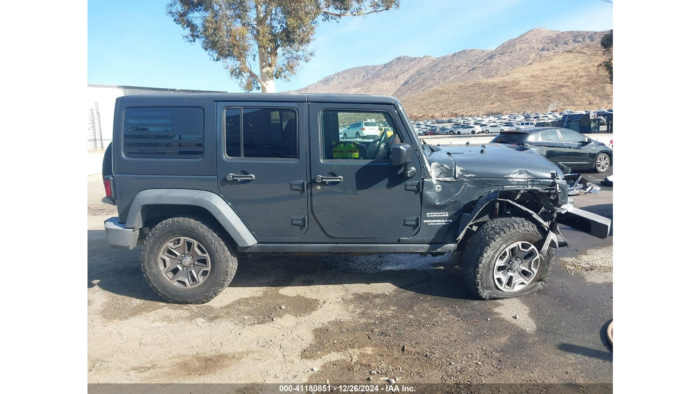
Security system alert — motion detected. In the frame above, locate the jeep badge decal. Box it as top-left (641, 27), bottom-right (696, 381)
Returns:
top-left (426, 212), bottom-right (449, 217)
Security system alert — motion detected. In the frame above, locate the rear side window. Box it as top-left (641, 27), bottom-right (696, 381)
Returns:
top-left (539, 129), bottom-right (561, 142)
top-left (492, 132), bottom-right (528, 144)
top-left (225, 108), bottom-right (297, 159)
top-left (123, 107), bottom-right (203, 159)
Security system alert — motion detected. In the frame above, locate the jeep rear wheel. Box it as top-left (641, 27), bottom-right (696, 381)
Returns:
top-left (462, 217), bottom-right (553, 300)
top-left (141, 216), bottom-right (237, 304)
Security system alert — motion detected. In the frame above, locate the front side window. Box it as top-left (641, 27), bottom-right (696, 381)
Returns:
top-left (225, 108), bottom-right (297, 159)
top-left (322, 111), bottom-right (402, 161)
top-left (124, 107), bottom-right (203, 159)
top-left (558, 129), bottom-right (586, 144)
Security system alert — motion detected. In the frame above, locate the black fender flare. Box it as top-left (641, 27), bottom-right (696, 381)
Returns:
top-left (125, 189), bottom-right (258, 247)
top-left (456, 190), bottom-right (561, 255)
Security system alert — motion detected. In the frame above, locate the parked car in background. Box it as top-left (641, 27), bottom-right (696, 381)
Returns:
top-left (345, 121), bottom-right (380, 139)
top-left (462, 125), bottom-right (483, 134)
top-left (486, 124), bottom-right (502, 133)
top-left (491, 127), bottom-right (612, 173)
top-left (515, 122), bottom-right (536, 130)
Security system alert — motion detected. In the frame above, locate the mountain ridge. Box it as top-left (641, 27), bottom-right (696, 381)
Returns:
top-left (401, 43), bottom-right (613, 119)
top-left (292, 28), bottom-right (608, 101)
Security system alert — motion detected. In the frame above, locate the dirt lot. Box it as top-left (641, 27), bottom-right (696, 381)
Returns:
top-left (88, 171), bottom-right (612, 386)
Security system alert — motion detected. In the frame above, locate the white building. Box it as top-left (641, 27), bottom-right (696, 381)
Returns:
top-left (87, 84), bottom-right (226, 150)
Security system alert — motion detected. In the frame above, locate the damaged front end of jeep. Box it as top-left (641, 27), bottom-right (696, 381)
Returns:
top-left (417, 143), bottom-right (611, 255)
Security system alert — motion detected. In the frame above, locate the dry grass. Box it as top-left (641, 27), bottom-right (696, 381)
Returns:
top-left (401, 44), bottom-right (612, 119)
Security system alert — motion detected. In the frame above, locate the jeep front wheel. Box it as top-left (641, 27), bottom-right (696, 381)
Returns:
top-left (462, 217), bottom-right (553, 300)
top-left (141, 216), bottom-right (238, 304)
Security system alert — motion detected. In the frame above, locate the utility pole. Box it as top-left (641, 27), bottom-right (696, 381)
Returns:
top-left (95, 103), bottom-right (105, 149)
top-left (88, 108), bottom-right (97, 149)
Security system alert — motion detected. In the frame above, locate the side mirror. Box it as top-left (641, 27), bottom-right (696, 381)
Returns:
top-left (391, 143), bottom-right (412, 166)
top-left (391, 143), bottom-right (416, 178)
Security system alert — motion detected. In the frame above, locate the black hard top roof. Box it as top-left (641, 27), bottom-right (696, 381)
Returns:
top-left (117, 93), bottom-right (400, 105)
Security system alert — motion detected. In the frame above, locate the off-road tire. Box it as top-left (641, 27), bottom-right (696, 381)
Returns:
top-left (141, 216), bottom-right (238, 304)
top-left (462, 217), bottom-right (553, 300)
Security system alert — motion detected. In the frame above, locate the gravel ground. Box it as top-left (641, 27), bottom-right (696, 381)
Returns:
top-left (87, 170), bottom-right (612, 386)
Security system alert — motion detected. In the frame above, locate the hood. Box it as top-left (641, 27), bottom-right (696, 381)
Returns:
top-left (426, 143), bottom-right (564, 181)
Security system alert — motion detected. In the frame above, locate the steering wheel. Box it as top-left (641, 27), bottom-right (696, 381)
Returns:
top-left (365, 130), bottom-right (386, 159)
top-left (374, 130), bottom-right (392, 160)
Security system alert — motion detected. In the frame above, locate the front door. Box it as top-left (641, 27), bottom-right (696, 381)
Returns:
top-left (308, 103), bottom-right (422, 240)
top-left (216, 102), bottom-right (308, 238)
top-left (557, 128), bottom-right (593, 168)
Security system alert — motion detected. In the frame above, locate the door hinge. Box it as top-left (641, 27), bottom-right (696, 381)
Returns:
top-left (405, 181), bottom-right (421, 192)
top-left (290, 180), bottom-right (306, 192)
top-left (291, 216), bottom-right (307, 227)
top-left (404, 216), bottom-right (419, 227)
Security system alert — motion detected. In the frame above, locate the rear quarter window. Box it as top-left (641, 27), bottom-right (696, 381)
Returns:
top-left (492, 132), bottom-right (529, 143)
top-left (123, 107), bottom-right (203, 159)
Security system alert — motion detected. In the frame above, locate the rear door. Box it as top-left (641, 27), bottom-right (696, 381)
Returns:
top-left (535, 128), bottom-right (568, 164)
top-left (308, 103), bottom-right (422, 240)
top-left (216, 102), bottom-right (309, 238)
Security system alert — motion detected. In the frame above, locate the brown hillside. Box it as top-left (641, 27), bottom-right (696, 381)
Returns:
top-left (400, 44), bottom-right (612, 119)
top-left (293, 28), bottom-right (606, 99)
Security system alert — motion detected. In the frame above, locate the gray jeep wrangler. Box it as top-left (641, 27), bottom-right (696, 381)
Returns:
top-left (103, 93), bottom-right (610, 304)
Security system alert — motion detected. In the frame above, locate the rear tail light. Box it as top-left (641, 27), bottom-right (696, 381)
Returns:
top-left (361, 128), bottom-right (365, 130)
top-left (103, 175), bottom-right (114, 200)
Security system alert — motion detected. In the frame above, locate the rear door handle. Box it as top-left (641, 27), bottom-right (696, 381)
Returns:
top-left (315, 175), bottom-right (343, 184)
top-left (226, 173), bottom-right (255, 182)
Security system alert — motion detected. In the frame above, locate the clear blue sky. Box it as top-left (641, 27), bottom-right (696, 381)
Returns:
top-left (88, 0), bottom-right (612, 93)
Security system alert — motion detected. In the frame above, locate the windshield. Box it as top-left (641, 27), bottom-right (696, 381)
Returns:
top-left (492, 132), bottom-right (530, 144)
top-left (364, 122), bottom-right (378, 127)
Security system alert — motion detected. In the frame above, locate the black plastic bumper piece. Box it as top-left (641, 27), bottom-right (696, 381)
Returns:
top-left (558, 207), bottom-right (611, 239)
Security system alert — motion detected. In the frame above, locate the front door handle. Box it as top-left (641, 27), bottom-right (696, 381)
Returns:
top-left (315, 175), bottom-right (343, 184)
top-left (290, 180), bottom-right (306, 192)
top-left (226, 173), bottom-right (255, 182)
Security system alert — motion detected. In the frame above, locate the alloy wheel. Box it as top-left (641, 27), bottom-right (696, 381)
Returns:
top-left (596, 154), bottom-right (610, 172)
top-left (493, 241), bottom-right (541, 292)
top-left (158, 237), bottom-right (211, 288)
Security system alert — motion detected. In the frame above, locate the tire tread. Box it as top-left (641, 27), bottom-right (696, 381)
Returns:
top-left (140, 216), bottom-right (237, 304)
top-left (462, 217), bottom-right (553, 300)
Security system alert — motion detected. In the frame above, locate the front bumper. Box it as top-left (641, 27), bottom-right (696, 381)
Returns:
top-left (557, 205), bottom-right (611, 239)
top-left (104, 217), bottom-right (139, 250)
